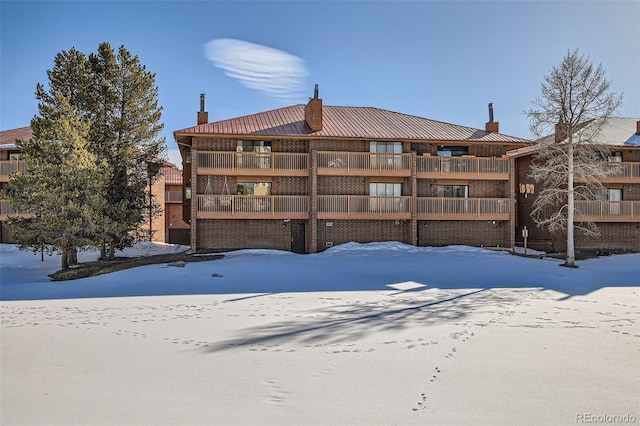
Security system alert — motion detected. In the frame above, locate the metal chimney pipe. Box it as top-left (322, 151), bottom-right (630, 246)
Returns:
top-left (200, 94), bottom-right (206, 113)
top-left (488, 103), bottom-right (494, 122)
top-left (314, 84), bottom-right (319, 99)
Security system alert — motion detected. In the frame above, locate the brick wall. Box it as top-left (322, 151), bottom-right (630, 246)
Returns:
top-left (318, 176), bottom-right (366, 195)
top-left (309, 139), bottom-right (366, 152)
top-left (317, 219), bottom-right (409, 251)
top-left (197, 219), bottom-right (291, 251)
top-left (419, 220), bottom-right (510, 247)
top-left (275, 139), bottom-right (308, 153)
top-left (193, 137), bottom-right (235, 151)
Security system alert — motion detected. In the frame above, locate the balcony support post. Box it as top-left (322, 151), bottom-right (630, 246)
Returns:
top-left (410, 151), bottom-right (418, 246)
top-left (309, 150), bottom-right (318, 253)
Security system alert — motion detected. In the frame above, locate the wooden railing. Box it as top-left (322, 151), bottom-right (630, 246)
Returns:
top-left (417, 156), bottom-right (509, 180)
top-left (318, 195), bottom-right (412, 219)
top-left (417, 197), bottom-right (510, 220)
top-left (601, 162), bottom-right (640, 182)
top-left (197, 152), bottom-right (308, 176)
top-left (574, 200), bottom-right (639, 222)
top-left (0, 160), bottom-right (27, 180)
top-left (165, 190), bottom-right (182, 203)
top-left (196, 195), bottom-right (308, 219)
top-left (317, 152), bottom-right (412, 176)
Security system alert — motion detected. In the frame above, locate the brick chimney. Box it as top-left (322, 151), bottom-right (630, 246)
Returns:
top-left (305, 84), bottom-right (322, 132)
top-left (555, 117), bottom-right (568, 142)
top-left (197, 93), bottom-right (208, 125)
top-left (485, 103), bottom-right (499, 133)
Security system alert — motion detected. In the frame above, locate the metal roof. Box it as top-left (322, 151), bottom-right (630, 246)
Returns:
top-left (161, 165), bottom-right (183, 185)
top-left (507, 117), bottom-right (640, 157)
top-left (0, 127), bottom-right (33, 147)
top-left (174, 104), bottom-right (531, 144)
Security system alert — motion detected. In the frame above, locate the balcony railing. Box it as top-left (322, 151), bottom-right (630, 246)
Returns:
top-left (574, 200), bottom-right (639, 222)
top-left (0, 160), bottom-right (27, 181)
top-left (600, 162), bottom-right (640, 182)
top-left (165, 190), bottom-right (183, 203)
top-left (317, 152), bottom-right (412, 176)
top-left (417, 197), bottom-right (510, 220)
top-left (318, 195), bottom-right (412, 219)
top-left (197, 152), bottom-right (308, 176)
top-left (196, 195), bottom-right (308, 219)
top-left (417, 156), bottom-right (509, 180)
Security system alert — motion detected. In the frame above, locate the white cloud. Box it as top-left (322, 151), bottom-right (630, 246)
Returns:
top-left (204, 38), bottom-right (309, 103)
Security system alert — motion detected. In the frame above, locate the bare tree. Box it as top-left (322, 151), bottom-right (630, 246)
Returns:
top-left (525, 49), bottom-right (622, 267)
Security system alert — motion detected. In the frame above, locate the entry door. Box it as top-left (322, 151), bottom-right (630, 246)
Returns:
top-left (291, 222), bottom-right (306, 254)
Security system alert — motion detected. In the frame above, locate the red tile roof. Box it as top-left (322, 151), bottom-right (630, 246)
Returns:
top-left (174, 105), bottom-right (531, 144)
top-left (0, 127), bottom-right (33, 147)
top-left (161, 165), bottom-right (183, 185)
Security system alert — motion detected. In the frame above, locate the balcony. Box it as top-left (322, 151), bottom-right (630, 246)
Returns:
top-left (317, 152), bottom-right (412, 177)
top-left (600, 162), bottom-right (640, 183)
top-left (574, 200), bottom-right (640, 222)
top-left (417, 197), bottom-right (510, 220)
top-left (318, 196), bottom-right (412, 220)
top-left (417, 156), bottom-right (509, 180)
top-left (197, 152), bottom-right (308, 176)
top-left (196, 195), bottom-right (308, 219)
top-left (0, 160), bottom-right (27, 182)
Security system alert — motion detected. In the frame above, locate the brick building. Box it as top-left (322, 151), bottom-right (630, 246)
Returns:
top-left (509, 117), bottom-right (640, 253)
top-left (174, 90), bottom-right (532, 253)
top-left (0, 126), bottom-right (180, 245)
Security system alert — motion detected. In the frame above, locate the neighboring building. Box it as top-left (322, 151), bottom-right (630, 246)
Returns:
top-left (509, 117), bottom-right (640, 253)
top-left (0, 127), bottom-right (179, 245)
top-left (161, 163), bottom-right (190, 244)
top-left (174, 90), bottom-right (532, 254)
top-left (0, 127), bottom-right (31, 243)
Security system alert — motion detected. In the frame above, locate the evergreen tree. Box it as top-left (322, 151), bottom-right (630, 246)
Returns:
top-left (86, 43), bottom-right (165, 258)
top-left (5, 95), bottom-right (107, 270)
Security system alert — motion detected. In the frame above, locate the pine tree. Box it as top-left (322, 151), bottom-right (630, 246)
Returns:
top-left (5, 95), bottom-right (107, 270)
top-left (86, 43), bottom-right (165, 258)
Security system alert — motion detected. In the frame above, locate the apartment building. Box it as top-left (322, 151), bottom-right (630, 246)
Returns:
top-left (510, 117), bottom-right (640, 253)
top-left (0, 126), bottom-right (180, 245)
top-left (174, 90), bottom-right (532, 253)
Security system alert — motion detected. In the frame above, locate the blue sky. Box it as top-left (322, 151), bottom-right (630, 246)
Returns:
top-left (1, 1), bottom-right (639, 166)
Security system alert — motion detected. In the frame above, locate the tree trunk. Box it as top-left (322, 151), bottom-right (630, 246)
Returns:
top-left (68, 248), bottom-right (78, 266)
top-left (565, 142), bottom-right (576, 267)
top-left (100, 242), bottom-right (106, 259)
top-left (61, 248), bottom-right (69, 271)
top-left (109, 240), bottom-right (115, 259)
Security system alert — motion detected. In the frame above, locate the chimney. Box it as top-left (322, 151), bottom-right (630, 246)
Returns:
top-left (485, 103), bottom-right (499, 133)
top-left (555, 117), bottom-right (568, 142)
top-left (197, 93), bottom-right (208, 125)
top-left (636, 120), bottom-right (640, 135)
top-left (305, 84), bottom-right (322, 132)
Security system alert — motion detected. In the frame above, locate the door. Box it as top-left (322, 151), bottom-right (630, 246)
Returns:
top-left (290, 222), bottom-right (306, 254)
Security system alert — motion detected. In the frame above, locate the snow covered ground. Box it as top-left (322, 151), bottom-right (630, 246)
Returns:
top-left (1, 242), bottom-right (638, 425)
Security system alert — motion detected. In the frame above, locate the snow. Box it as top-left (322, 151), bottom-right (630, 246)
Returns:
top-left (1, 241), bottom-right (639, 425)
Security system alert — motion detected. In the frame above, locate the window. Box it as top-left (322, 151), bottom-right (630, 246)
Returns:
top-left (595, 188), bottom-right (622, 201)
top-left (438, 185), bottom-right (468, 198)
top-left (437, 145), bottom-right (469, 157)
top-left (237, 141), bottom-right (271, 168)
top-left (369, 182), bottom-right (402, 213)
top-left (237, 140), bottom-right (271, 152)
top-left (370, 142), bottom-right (402, 154)
top-left (237, 182), bottom-right (271, 196)
top-left (369, 182), bottom-right (402, 197)
top-left (370, 142), bottom-right (402, 169)
top-left (8, 150), bottom-right (22, 161)
top-left (236, 181), bottom-right (271, 212)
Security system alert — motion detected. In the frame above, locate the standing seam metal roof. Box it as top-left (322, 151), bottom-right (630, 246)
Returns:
top-left (175, 105), bottom-right (531, 143)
